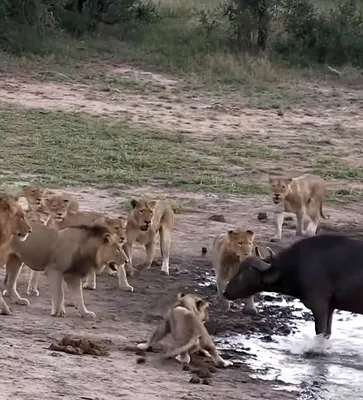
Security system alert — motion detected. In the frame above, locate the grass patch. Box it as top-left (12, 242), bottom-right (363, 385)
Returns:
top-left (0, 106), bottom-right (270, 194)
top-left (313, 157), bottom-right (363, 180)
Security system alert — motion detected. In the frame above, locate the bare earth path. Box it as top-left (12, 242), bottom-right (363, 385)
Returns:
top-left (1, 63), bottom-right (363, 400)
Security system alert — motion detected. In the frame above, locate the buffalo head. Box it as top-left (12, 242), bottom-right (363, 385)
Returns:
top-left (223, 246), bottom-right (277, 301)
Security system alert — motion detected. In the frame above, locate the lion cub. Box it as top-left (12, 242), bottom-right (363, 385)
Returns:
top-left (137, 293), bottom-right (233, 367)
top-left (209, 230), bottom-right (258, 314)
top-left (269, 173), bottom-right (328, 242)
top-left (124, 199), bottom-right (174, 276)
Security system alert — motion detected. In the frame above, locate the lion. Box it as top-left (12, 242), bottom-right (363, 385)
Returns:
top-left (3, 220), bottom-right (129, 318)
top-left (268, 173), bottom-right (328, 242)
top-left (82, 215), bottom-right (133, 292)
top-left (208, 230), bottom-right (259, 314)
top-left (137, 293), bottom-right (233, 367)
top-left (0, 195), bottom-right (32, 315)
top-left (18, 185), bottom-right (46, 210)
top-left (124, 199), bottom-right (174, 276)
top-left (42, 194), bottom-right (75, 224)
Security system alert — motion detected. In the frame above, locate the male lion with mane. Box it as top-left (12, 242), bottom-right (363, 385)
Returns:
top-left (137, 293), bottom-right (233, 367)
top-left (124, 199), bottom-right (174, 276)
top-left (0, 195), bottom-right (32, 315)
top-left (269, 173), bottom-right (328, 242)
top-left (3, 220), bottom-right (128, 318)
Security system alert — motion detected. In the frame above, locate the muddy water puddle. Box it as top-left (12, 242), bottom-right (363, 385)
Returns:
top-left (201, 275), bottom-right (363, 400)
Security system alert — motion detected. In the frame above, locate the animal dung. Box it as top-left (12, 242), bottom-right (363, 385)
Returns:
top-left (257, 212), bottom-right (268, 221)
top-left (48, 334), bottom-right (109, 356)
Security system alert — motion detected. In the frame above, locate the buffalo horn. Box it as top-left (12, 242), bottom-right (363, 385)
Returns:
top-left (251, 259), bottom-right (272, 272)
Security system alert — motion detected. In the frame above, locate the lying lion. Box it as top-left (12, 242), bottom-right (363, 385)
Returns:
top-left (137, 293), bottom-right (233, 368)
top-left (268, 173), bottom-right (328, 242)
top-left (124, 199), bottom-right (174, 276)
top-left (3, 220), bottom-right (128, 318)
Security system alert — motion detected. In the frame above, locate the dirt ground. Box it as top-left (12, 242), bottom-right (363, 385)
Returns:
top-left (1, 63), bottom-right (363, 400)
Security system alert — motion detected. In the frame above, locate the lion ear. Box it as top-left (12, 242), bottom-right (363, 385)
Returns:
top-left (246, 230), bottom-right (255, 241)
top-left (131, 199), bottom-right (138, 209)
top-left (148, 200), bottom-right (157, 209)
top-left (103, 233), bottom-right (113, 244)
top-left (196, 299), bottom-right (208, 310)
top-left (177, 293), bottom-right (185, 300)
top-left (0, 197), bottom-right (13, 212)
top-left (286, 178), bottom-right (293, 184)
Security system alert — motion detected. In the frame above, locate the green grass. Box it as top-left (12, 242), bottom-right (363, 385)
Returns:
top-left (0, 106), bottom-right (270, 194)
top-left (0, 105), bottom-right (361, 204)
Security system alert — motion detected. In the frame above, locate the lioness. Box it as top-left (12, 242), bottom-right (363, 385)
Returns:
top-left (4, 220), bottom-right (128, 318)
top-left (19, 185), bottom-right (46, 210)
top-left (124, 199), bottom-right (174, 276)
top-left (0, 195), bottom-right (32, 315)
top-left (209, 230), bottom-right (259, 314)
top-left (269, 173), bottom-right (328, 242)
top-left (137, 293), bottom-right (233, 367)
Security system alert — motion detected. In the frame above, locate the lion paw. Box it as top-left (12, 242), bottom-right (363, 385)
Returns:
top-left (242, 306), bottom-right (258, 316)
top-left (16, 297), bottom-right (30, 306)
top-left (27, 288), bottom-right (39, 297)
top-left (83, 282), bottom-right (96, 290)
top-left (2, 289), bottom-right (9, 297)
top-left (120, 284), bottom-right (134, 292)
top-left (137, 343), bottom-right (150, 351)
top-left (221, 359), bottom-right (233, 368)
top-left (0, 305), bottom-right (10, 315)
top-left (80, 311), bottom-right (96, 319)
top-left (51, 309), bottom-right (66, 317)
top-left (160, 269), bottom-right (169, 276)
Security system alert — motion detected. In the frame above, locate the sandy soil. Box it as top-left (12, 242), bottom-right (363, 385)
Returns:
top-left (1, 63), bottom-right (363, 400)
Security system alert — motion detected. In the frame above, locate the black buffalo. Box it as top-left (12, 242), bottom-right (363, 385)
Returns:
top-left (223, 233), bottom-right (363, 337)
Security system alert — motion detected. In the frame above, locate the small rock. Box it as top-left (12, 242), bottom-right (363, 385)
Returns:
top-left (277, 110), bottom-right (284, 117)
top-left (136, 357), bottom-right (146, 364)
top-left (197, 370), bottom-right (211, 379)
top-left (261, 335), bottom-right (273, 343)
top-left (257, 212), bottom-right (268, 221)
top-left (189, 377), bottom-right (200, 384)
top-left (208, 366), bottom-right (217, 374)
top-left (201, 247), bottom-right (207, 255)
top-left (208, 214), bottom-right (226, 223)
top-left (183, 365), bottom-right (191, 371)
top-left (202, 378), bottom-right (212, 385)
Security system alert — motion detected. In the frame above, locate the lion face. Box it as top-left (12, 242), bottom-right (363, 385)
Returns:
top-left (23, 185), bottom-right (46, 208)
top-left (97, 232), bottom-right (129, 271)
top-left (104, 216), bottom-right (127, 244)
top-left (0, 196), bottom-right (32, 241)
top-left (226, 230), bottom-right (255, 260)
top-left (177, 293), bottom-right (209, 323)
top-left (45, 195), bottom-right (70, 221)
top-left (25, 209), bottom-right (51, 226)
top-left (269, 176), bottom-right (293, 204)
top-left (130, 199), bottom-right (157, 232)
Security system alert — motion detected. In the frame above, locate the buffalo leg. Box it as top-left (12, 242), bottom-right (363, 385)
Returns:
top-left (325, 307), bottom-right (335, 338)
top-left (311, 305), bottom-right (329, 336)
